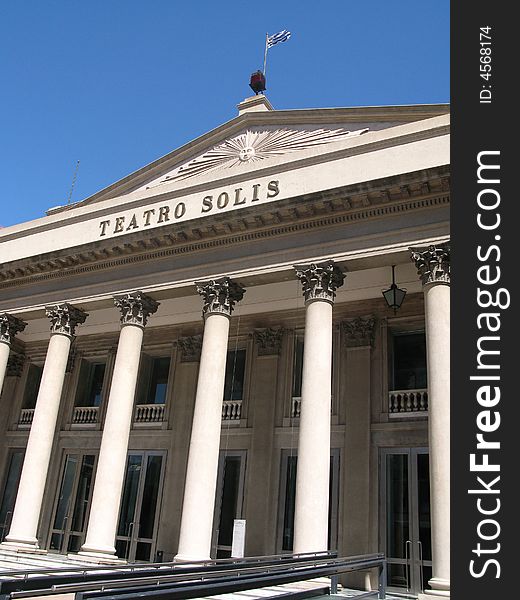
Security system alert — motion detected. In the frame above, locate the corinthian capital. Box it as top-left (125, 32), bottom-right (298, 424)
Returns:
top-left (294, 260), bottom-right (345, 303)
top-left (114, 292), bottom-right (159, 327)
top-left (410, 242), bottom-right (451, 286)
top-left (195, 277), bottom-right (245, 318)
top-left (0, 313), bottom-right (27, 345)
top-left (341, 316), bottom-right (375, 348)
top-left (46, 304), bottom-right (88, 337)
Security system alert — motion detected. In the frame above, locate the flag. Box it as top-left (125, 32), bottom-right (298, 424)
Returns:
top-left (267, 30), bottom-right (291, 49)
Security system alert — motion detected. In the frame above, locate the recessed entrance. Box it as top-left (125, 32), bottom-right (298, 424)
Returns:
top-left (115, 451), bottom-right (165, 562)
top-left (380, 447), bottom-right (432, 596)
top-left (212, 451), bottom-right (247, 558)
top-left (48, 452), bottom-right (96, 553)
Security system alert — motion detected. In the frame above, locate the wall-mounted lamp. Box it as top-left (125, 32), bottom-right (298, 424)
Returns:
top-left (382, 265), bottom-right (407, 313)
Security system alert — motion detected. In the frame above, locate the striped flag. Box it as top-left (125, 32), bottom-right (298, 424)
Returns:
top-left (267, 30), bottom-right (291, 48)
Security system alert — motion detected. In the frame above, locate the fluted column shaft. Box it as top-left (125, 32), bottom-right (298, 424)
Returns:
top-left (80, 292), bottom-right (158, 559)
top-left (292, 261), bottom-right (344, 553)
top-left (175, 277), bottom-right (245, 561)
top-left (4, 305), bottom-right (86, 549)
top-left (0, 314), bottom-right (26, 396)
top-left (411, 243), bottom-right (450, 599)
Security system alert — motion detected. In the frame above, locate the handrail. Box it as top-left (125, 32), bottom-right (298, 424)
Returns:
top-left (0, 552), bottom-right (336, 592)
top-left (0, 552), bottom-right (386, 600)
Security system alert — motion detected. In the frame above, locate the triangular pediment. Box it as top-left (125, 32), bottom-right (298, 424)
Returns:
top-left (140, 124), bottom-right (370, 191)
top-left (53, 101), bottom-right (449, 213)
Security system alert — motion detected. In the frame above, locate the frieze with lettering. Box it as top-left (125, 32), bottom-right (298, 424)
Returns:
top-left (99, 180), bottom-right (280, 238)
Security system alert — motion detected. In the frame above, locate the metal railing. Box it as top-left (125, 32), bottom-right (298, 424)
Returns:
top-left (388, 389), bottom-right (428, 415)
top-left (0, 551), bottom-right (386, 600)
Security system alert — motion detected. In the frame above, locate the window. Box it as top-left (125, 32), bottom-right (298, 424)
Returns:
top-left (292, 336), bottom-right (304, 398)
top-left (22, 364), bottom-right (43, 409)
top-left (223, 349), bottom-right (246, 401)
top-left (137, 356), bottom-right (171, 405)
top-left (391, 332), bottom-right (427, 390)
top-left (75, 361), bottom-right (106, 407)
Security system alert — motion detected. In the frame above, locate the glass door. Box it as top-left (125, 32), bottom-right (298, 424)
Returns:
top-left (49, 453), bottom-right (96, 553)
top-left (0, 449), bottom-right (25, 542)
top-left (381, 448), bottom-right (432, 596)
top-left (115, 451), bottom-right (165, 562)
top-left (212, 451), bottom-right (247, 558)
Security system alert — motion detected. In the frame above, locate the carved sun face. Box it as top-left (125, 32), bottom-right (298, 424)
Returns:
top-left (153, 126), bottom-right (369, 186)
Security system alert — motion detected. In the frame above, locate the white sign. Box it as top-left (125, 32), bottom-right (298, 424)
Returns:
top-left (231, 519), bottom-right (246, 558)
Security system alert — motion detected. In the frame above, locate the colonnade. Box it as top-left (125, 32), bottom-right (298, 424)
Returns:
top-left (0, 246), bottom-right (450, 597)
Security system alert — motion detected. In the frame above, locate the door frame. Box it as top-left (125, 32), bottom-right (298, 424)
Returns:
top-left (115, 450), bottom-right (166, 562)
top-left (211, 450), bottom-right (247, 558)
top-left (47, 451), bottom-right (98, 554)
top-left (276, 448), bottom-right (340, 553)
top-left (379, 447), bottom-right (432, 596)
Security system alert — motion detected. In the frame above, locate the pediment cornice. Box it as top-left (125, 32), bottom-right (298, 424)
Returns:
top-left (45, 104), bottom-right (449, 213)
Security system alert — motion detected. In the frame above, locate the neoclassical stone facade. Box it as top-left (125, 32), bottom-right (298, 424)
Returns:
top-left (0, 96), bottom-right (450, 598)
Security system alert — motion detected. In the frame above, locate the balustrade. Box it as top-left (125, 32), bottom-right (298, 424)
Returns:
top-left (134, 403), bottom-right (165, 423)
top-left (388, 389), bottom-right (428, 415)
top-left (72, 406), bottom-right (99, 424)
top-left (18, 408), bottom-right (34, 426)
top-left (222, 400), bottom-right (242, 421)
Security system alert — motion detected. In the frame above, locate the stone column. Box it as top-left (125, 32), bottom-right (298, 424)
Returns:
top-left (3, 304), bottom-right (87, 550)
top-left (79, 292), bottom-right (158, 560)
top-left (0, 313), bottom-right (27, 396)
top-left (411, 243), bottom-right (450, 599)
top-left (175, 277), bottom-right (245, 561)
top-left (293, 261), bottom-right (345, 553)
top-left (341, 317), bottom-right (375, 590)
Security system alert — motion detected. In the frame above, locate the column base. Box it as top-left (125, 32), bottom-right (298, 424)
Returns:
top-left (0, 537), bottom-right (46, 553)
top-left (418, 577), bottom-right (450, 599)
top-left (174, 553), bottom-right (211, 563)
top-left (72, 551), bottom-right (126, 565)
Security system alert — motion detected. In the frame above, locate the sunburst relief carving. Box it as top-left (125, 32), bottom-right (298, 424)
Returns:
top-left (152, 126), bottom-right (369, 186)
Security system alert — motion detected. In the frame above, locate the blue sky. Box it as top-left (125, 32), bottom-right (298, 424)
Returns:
top-left (0, 1), bottom-right (449, 228)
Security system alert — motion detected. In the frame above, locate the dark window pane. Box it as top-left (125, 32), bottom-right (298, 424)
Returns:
top-left (392, 333), bottom-right (427, 390)
top-left (217, 457), bottom-right (241, 547)
top-left (388, 563), bottom-right (408, 589)
top-left (223, 350), bottom-right (246, 401)
top-left (115, 539), bottom-right (129, 560)
top-left (0, 450), bottom-right (24, 540)
top-left (76, 362), bottom-right (106, 407)
top-left (386, 454), bottom-right (409, 559)
top-left (282, 456), bottom-right (297, 551)
top-left (135, 541), bottom-right (152, 561)
top-left (71, 455), bottom-right (95, 532)
top-left (148, 358), bottom-right (170, 405)
top-left (87, 364), bottom-right (105, 407)
top-left (417, 453), bottom-right (432, 562)
top-left (67, 534), bottom-right (82, 553)
top-left (22, 364), bottom-right (42, 409)
top-left (117, 455), bottom-right (142, 536)
top-left (53, 455), bottom-right (79, 531)
top-left (138, 455), bottom-right (163, 539)
top-left (292, 338), bottom-right (304, 398)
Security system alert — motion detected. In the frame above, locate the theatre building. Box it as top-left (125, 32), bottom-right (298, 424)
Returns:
top-left (0, 95), bottom-right (450, 598)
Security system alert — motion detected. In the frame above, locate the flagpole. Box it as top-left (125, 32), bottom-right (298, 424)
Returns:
top-left (263, 32), bottom-right (269, 76)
